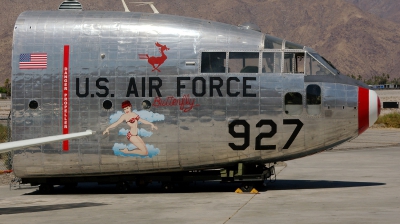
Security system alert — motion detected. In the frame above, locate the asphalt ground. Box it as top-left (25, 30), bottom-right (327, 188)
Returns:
top-left (0, 128), bottom-right (399, 223)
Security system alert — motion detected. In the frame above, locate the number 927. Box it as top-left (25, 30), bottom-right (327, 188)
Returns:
top-left (228, 119), bottom-right (303, 150)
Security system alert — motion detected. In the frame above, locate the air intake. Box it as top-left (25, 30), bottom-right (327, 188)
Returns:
top-left (58, 0), bottom-right (83, 11)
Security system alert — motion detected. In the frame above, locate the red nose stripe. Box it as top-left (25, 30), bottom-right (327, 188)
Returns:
top-left (358, 87), bottom-right (369, 135)
top-left (378, 97), bottom-right (381, 116)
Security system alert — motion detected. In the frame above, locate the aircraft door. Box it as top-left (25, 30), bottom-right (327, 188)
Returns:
top-left (281, 73), bottom-right (305, 152)
top-left (304, 84), bottom-right (325, 149)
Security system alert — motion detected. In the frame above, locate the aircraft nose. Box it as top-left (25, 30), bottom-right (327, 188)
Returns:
top-left (358, 87), bottom-right (380, 135)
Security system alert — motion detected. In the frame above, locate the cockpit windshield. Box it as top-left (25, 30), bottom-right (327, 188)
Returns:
top-left (306, 52), bottom-right (339, 75)
top-left (261, 35), bottom-right (340, 76)
top-left (300, 46), bottom-right (338, 75)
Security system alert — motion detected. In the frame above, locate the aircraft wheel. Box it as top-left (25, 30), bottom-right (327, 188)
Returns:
top-left (39, 184), bottom-right (54, 194)
top-left (116, 181), bottom-right (130, 193)
top-left (240, 182), bottom-right (254, 193)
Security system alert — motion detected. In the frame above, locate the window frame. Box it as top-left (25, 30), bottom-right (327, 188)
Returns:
top-left (284, 92), bottom-right (303, 116)
top-left (306, 84), bottom-right (322, 116)
top-left (227, 51), bottom-right (260, 74)
top-left (200, 51), bottom-right (227, 74)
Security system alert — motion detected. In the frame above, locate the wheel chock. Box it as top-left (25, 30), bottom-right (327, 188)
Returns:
top-left (250, 188), bottom-right (259, 194)
top-left (235, 188), bottom-right (259, 194)
top-left (235, 188), bottom-right (243, 193)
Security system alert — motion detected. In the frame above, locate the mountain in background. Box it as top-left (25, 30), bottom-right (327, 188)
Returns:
top-left (0, 0), bottom-right (399, 84)
top-left (346, 0), bottom-right (400, 24)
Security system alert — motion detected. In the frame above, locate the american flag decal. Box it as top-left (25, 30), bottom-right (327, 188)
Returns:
top-left (19, 53), bottom-right (47, 69)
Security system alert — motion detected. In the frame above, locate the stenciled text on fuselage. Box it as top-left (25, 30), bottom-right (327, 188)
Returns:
top-left (75, 76), bottom-right (258, 98)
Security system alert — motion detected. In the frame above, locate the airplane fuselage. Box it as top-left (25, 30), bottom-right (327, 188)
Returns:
top-left (11, 11), bottom-right (379, 182)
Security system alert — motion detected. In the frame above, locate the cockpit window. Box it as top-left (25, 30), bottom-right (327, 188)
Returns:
top-left (305, 53), bottom-right (338, 76)
top-left (201, 52), bottom-right (226, 73)
top-left (264, 35), bottom-right (283, 49)
top-left (262, 52), bottom-right (281, 73)
top-left (321, 56), bottom-right (338, 71)
top-left (284, 53), bottom-right (294, 73)
top-left (283, 53), bottom-right (304, 73)
top-left (228, 52), bottom-right (259, 73)
top-left (305, 53), bottom-right (334, 75)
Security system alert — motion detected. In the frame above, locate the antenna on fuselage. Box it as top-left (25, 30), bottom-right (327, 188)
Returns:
top-left (131, 2), bottom-right (160, 14)
top-left (121, 0), bottom-right (130, 12)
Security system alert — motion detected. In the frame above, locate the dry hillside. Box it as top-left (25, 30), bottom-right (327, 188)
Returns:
top-left (346, 0), bottom-right (400, 24)
top-left (0, 0), bottom-right (400, 85)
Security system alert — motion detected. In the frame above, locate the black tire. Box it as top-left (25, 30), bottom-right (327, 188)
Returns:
top-left (240, 182), bottom-right (254, 192)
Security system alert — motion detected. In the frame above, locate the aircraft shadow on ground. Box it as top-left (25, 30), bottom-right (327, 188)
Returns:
top-left (23, 179), bottom-right (385, 195)
top-left (267, 179), bottom-right (385, 191)
top-left (0, 202), bottom-right (107, 215)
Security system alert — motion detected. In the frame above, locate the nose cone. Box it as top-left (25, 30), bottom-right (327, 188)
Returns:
top-left (358, 87), bottom-right (381, 135)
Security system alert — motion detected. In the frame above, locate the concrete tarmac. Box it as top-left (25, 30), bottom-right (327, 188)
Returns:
top-left (0, 128), bottom-right (399, 223)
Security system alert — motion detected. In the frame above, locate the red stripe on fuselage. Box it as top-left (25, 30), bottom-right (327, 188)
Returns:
top-left (358, 87), bottom-right (369, 135)
top-left (63, 45), bottom-right (70, 151)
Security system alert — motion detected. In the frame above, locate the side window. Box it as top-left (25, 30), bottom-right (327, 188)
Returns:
top-left (284, 53), bottom-right (304, 73)
top-left (262, 52), bottom-right (281, 73)
top-left (228, 52), bottom-right (259, 73)
top-left (306, 85), bottom-right (321, 115)
top-left (285, 92), bottom-right (303, 115)
top-left (283, 53), bottom-right (294, 73)
top-left (296, 54), bottom-right (305, 73)
top-left (305, 54), bottom-right (331, 75)
top-left (201, 52), bottom-right (226, 73)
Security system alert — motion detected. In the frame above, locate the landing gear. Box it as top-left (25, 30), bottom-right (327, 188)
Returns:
top-left (234, 182), bottom-right (260, 194)
top-left (240, 182), bottom-right (255, 192)
top-left (25, 163), bottom-right (278, 193)
top-left (222, 163), bottom-right (276, 193)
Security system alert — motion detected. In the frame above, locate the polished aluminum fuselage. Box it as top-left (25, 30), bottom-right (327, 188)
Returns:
top-left (11, 11), bottom-right (364, 178)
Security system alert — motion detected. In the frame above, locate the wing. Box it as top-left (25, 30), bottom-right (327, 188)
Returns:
top-left (0, 130), bottom-right (95, 153)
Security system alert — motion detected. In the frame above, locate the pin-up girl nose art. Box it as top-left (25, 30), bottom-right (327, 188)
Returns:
top-left (103, 100), bottom-right (164, 157)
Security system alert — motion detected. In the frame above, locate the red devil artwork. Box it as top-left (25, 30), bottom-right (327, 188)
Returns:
top-left (139, 42), bottom-right (170, 72)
